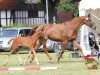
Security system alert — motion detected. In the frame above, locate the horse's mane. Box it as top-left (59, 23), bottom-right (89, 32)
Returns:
top-left (28, 25), bottom-right (40, 35)
top-left (68, 16), bottom-right (86, 25)
top-left (73, 16), bottom-right (86, 21)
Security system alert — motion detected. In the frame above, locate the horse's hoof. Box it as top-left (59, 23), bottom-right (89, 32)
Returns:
top-left (53, 61), bottom-right (56, 64)
top-left (51, 61), bottom-right (55, 64)
top-left (29, 60), bottom-right (32, 63)
top-left (20, 64), bottom-right (23, 66)
top-left (23, 63), bottom-right (26, 66)
top-left (50, 59), bottom-right (54, 63)
top-left (57, 59), bottom-right (59, 63)
top-left (3, 64), bottom-right (6, 66)
top-left (20, 63), bottom-right (23, 66)
top-left (37, 63), bottom-right (40, 66)
top-left (3, 63), bottom-right (7, 66)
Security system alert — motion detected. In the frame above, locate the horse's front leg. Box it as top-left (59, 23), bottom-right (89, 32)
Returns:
top-left (57, 41), bottom-right (67, 62)
top-left (30, 39), bottom-right (42, 63)
top-left (23, 50), bottom-right (32, 65)
top-left (72, 39), bottom-right (84, 57)
top-left (3, 48), bottom-right (15, 66)
top-left (42, 39), bottom-right (54, 63)
top-left (31, 47), bottom-right (39, 65)
top-left (17, 50), bottom-right (23, 65)
top-left (3, 51), bottom-right (12, 66)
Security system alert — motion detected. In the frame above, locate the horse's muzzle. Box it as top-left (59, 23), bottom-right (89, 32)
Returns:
top-left (90, 23), bottom-right (96, 31)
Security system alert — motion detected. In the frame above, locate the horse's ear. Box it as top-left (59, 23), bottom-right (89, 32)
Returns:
top-left (88, 13), bottom-right (91, 18)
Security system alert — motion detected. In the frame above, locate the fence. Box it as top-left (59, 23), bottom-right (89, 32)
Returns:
top-left (0, 10), bottom-right (46, 26)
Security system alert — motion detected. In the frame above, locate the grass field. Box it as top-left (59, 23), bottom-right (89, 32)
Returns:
top-left (0, 51), bottom-right (100, 75)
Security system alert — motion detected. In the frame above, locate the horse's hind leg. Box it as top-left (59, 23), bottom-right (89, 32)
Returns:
top-left (3, 47), bottom-right (16, 66)
top-left (29, 51), bottom-right (35, 63)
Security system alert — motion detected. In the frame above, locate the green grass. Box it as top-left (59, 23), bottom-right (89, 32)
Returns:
top-left (0, 51), bottom-right (100, 75)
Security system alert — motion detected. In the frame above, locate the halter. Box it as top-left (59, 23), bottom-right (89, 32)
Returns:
top-left (86, 17), bottom-right (89, 20)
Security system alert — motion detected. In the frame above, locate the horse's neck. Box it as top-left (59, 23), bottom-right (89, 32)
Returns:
top-left (31, 32), bottom-right (41, 43)
top-left (69, 18), bottom-right (85, 37)
top-left (72, 18), bottom-right (84, 28)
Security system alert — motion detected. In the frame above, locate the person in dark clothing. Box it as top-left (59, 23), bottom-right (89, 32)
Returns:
top-left (97, 52), bottom-right (100, 59)
top-left (89, 32), bottom-right (99, 51)
top-left (0, 24), bottom-right (2, 27)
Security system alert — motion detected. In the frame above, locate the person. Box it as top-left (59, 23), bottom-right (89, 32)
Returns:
top-left (97, 52), bottom-right (100, 59)
top-left (89, 32), bottom-right (99, 56)
top-left (97, 37), bottom-right (100, 59)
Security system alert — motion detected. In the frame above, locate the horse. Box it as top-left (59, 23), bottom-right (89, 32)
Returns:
top-left (3, 29), bottom-right (43, 66)
top-left (29, 14), bottom-right (94, 63)
top-left (28, 25), bottom-right (40, 36)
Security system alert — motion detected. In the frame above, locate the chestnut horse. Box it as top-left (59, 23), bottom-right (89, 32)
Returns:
top-left (29, 14), bottom-right (94, 63)
top-left (3, 30), bottom-right (43, 66)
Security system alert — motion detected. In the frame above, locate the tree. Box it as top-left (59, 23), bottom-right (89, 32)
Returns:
top-left (41, 0), bottom-right (59, 23)
top-left (57, 0), bottom-right (79, 17)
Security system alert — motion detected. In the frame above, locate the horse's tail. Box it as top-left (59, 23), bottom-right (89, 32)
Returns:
top-left (8, 38), bottom-right (15, 44)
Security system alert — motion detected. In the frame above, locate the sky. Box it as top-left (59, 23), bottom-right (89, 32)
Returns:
top-left (79, 0), bottom-right (100, 9)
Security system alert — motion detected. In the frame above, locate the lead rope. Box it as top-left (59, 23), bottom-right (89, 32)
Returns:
top-left (91, 13), bottom-right (100, 21)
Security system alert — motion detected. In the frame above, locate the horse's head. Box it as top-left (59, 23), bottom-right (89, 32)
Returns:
top-left (84, 14), bottom-right (94, 26)
top-left (83, 14), bottom-right (95, 29)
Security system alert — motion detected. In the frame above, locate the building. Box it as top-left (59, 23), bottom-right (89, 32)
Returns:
top-left (0, 0), bottom-right (45, 26)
